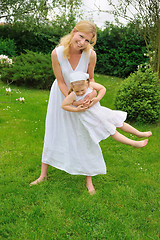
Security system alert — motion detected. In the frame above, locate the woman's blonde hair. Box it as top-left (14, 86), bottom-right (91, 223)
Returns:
top-left (58, 20), bottom-right (97, 59)
top-left (68, 79), bottom-right (90, 95)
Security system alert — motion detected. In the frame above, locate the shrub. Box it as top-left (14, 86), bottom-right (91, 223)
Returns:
top-left (0, 38), bottom-right (17, 57)
top-left (95, 22), bottom-right (147, 78)
top-left (115, 68), bottom-right (160, 123)
top-left (0, 24), bottom-right (60, 55)
top-left (1, 50), bottom-right (54, 89)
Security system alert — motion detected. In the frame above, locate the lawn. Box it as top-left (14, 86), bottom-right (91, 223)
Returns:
top-left (0, 75), bottom-right (159, 240)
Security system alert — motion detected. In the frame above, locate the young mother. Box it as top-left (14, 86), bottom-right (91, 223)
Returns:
top-left (30, 20), bottom-right (106, 194)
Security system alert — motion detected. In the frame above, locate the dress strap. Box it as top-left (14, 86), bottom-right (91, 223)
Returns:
top-left (55, 46), bottom-right (64, 66)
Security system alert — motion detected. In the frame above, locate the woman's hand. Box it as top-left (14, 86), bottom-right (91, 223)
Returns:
top-left (88, 97), bottom-right (99, 108)
top-left (83, 89), bottom-right (97, 107)
top-left (72, 99), bottom-right (84, 107)
top-left (76, 105), bottom-right (88, 112)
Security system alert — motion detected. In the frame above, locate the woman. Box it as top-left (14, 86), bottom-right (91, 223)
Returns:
top-left (30, 20), bottom-right (106, 194)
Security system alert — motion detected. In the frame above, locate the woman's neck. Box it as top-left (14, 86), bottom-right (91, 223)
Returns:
top-left (69, 45), bottom-right (82, 56)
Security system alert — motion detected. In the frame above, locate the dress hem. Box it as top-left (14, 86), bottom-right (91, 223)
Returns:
top-left (42, 160), bottom-right (107, 176)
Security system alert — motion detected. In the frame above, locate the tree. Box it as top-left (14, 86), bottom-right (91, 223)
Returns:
top-left (0, 0), bottom-right (49, 26)
top-left (49, 0), bottom-right (83, 35)
top-left (0, 0), bottom-right (82, 31)
top-left (97, 0), bottom-right (160, 77)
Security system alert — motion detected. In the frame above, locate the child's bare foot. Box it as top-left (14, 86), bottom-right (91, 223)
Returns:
top-left (132, 139), bottom-right (148, 148)
top-left (86, 183), bottom-right (96, 195)
top-left (137, 131), bottom-right (152, 138)
top-left (30, 176), bottom-right (47, 186)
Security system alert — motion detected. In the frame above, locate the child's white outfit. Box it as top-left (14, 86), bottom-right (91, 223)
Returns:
top-left (73, 88), bottom-right (127, 144)
top-left (42, 46), bottom-right (106, 176)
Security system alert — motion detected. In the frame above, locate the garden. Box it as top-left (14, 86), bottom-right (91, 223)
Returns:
top-left (0, 1), bottom-right (160, 238)
top-left (0, 74), bottom-right (159, 239)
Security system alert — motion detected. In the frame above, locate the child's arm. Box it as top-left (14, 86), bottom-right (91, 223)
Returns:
top-left (89, 82), bottom-right (106, 107)
top-left (62, 92), bottom-right (88, 112)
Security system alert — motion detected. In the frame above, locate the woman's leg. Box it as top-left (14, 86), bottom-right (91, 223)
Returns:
top-left (86, 176), bottom-right (96, 195)
top-left (111, 131), bottom-right (148, 148)
top-left (30, 163), bottom-right (48, 186)
top-left (119, 123), bottom-right (152, 138)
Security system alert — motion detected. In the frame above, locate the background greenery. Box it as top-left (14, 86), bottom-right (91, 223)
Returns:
top-left (0, 75), bottom-right (159, 239)
top-left (115, 67), bottom-right (160, 123)
top-left (95, 22), bottom-right (147, 77)
top-left (1, 50), bottom-right (54, 90)
top-left (0, 21), bottom-right (147, 78)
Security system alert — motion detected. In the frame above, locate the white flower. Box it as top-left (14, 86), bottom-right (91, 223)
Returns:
top-left (16, 97), bottom-right (25, 103)
top-left (0, 55), bottom-right (13, 66)
top-left (20, 97), bottom-right (25, 102)
top-left (6, 87), bottom-right (12, 95)
top-left (6, 87), bottom-right (11, 92)
top-left (8, 59), bottom-right (12, 64)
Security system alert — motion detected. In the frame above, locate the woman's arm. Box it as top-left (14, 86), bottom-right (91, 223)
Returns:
top-left (62, 92), bottom-right (88, 112)
top-left (88, 50), bottom-right (97, 82)
top-left (89, 82), bottom-right (106, 107)
top-left (51, 49), bottom-right (68, 97)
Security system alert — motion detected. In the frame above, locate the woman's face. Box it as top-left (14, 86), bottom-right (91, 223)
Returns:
top-left (71, 30), bottom-right (93, 51)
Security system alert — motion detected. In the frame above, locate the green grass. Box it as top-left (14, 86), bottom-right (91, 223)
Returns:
top-left (0, 75), bottom-right (159, 240)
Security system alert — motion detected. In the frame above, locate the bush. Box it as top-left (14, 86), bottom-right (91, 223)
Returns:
top-left (115, 68), bottom-right (160, 123)
top-left (95, 22), bottom-right (147, 78)
top-left (1, 50), bottom-right (54, 89)
top-left (0, 38), bottom-right (17, 57)
top-left (0, 24), bottom-right (60, 55)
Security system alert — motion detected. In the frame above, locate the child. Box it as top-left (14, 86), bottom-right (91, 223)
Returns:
top-left (62, 71), bottom-right (152, 148)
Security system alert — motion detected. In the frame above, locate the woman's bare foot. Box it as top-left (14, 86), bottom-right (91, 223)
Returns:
top-left (87, 187), bottom-right (96, 195)
top-left (132, 139), bottom-right (148, 148)
top-left (86, 183), bottom-right (96, 195)
top-left (30, 176), bottom-right (47, 186)
top-left (86, 176), bottom-right (96, 195)
top-left (137, 131), bottom-right (152, 138)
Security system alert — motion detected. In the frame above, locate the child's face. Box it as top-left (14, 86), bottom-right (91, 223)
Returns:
top-left (73, 81), bottom-right (88, 96)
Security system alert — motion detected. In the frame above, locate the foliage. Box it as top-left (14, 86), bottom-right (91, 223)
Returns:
top-left (0, 0), bottom-right (49, 30)
top-left (0, 0), bottom-right (82, 32)
top-left (0, 19), bottom-right (148, 78)
top-left (0, 37), bottom-right (17, 57)
top-left (95, 22), bottom-right (147, 77)
top-left (115, 67), bottom-right (160, 123)
top-left (0, 24), bottom-right (60, 55)
top-left (0, 13), bottom-right (79, 56)
top-left (104, 0), bottom-right (160, 78)
top-left (1, 51), bottom-right (54, 89)
top-left (49, 0), bottom-right (83, 34)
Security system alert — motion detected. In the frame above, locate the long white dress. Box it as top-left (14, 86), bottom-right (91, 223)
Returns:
top-left (42, 46), bottom-right (106, 176)
top-left (74, 88), bottom-right (127, 144)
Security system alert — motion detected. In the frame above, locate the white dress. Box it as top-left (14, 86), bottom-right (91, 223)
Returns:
top-left (42, 46), bottom-right (106, 176)
top-left (74, 88), bottom-right (127, 144)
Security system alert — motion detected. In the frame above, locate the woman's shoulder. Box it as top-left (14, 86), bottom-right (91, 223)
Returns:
top-left (90, 49), bottom-right (96, 61)
top-left (51, 46), bottom-right (64, 56)
top-left (51, 46), bottom-right (64, 62)
top-left (87, 49), bottom-right (96, 68)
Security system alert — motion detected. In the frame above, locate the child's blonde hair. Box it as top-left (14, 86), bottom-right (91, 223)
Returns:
top-left (58, 20), bottom-right (97, 59)
top-left (68, 79), bottom-right (90, 95)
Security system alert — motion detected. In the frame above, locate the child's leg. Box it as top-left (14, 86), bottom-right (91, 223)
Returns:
top-left (119, 122), bottom-right (152, 138)
top-left (30, 163), bottom-right (48, 186)
top-left (111, 131), bottom-right (148, 148)
top-left (86, 176), bottom-right (96, 195)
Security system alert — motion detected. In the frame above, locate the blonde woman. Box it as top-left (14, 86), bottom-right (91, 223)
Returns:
top-left (30, 20), bottom-right (104, 194)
